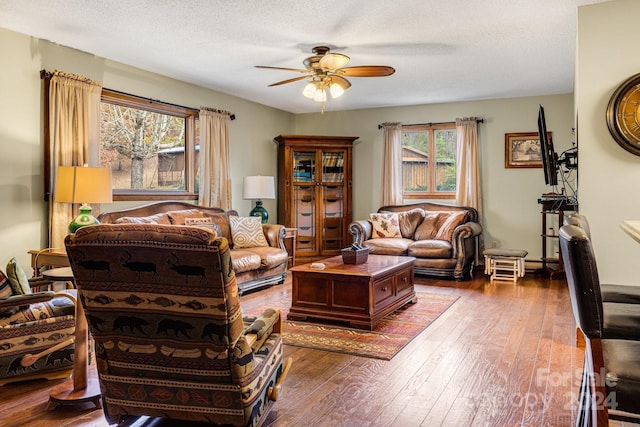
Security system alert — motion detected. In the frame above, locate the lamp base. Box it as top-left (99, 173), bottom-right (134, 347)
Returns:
top-left (249, 200), bottom-right (269, 224)
top-left (68, 204), bottom-right (100, 233)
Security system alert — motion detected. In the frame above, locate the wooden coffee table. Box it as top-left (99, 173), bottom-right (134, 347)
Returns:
top-left (288, 255), bottom-right (416, 330)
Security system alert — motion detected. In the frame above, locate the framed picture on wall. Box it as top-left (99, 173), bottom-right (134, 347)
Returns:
top-left (504, 132), bottom-right (550, 168)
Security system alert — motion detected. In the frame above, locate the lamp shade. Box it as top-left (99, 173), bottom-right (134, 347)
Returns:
top-left (55, 166), bottom-right (112, 233)
top-left (55, 166), bottom-right (113, 204)
top-left (242, 176), bottom-right (275, 200)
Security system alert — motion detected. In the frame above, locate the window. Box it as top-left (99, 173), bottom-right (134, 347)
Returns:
top-left (99, 90), bottom-right (200, 201)
top-left (402, 124), bottom-right (457, 199)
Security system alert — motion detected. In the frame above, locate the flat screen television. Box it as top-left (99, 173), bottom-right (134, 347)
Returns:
top-left (537, 105), bottom-right (558, 186)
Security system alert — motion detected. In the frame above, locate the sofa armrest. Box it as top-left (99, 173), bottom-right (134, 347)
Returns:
top-left (0, 291), bottom-right (56, 310)
top-left (349, 220), bottom-right (373, 245)
top-left (262, 224), bottom-right (286, 250)
top-left (451, 221), bottom-right (483, 255)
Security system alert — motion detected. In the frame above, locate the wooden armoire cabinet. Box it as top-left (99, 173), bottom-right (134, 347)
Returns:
top-left (275, 134), bottom-right (358, 265)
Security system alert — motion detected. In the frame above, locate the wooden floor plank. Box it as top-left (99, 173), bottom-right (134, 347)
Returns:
top-left (0, 271), bottom-right (612, 427)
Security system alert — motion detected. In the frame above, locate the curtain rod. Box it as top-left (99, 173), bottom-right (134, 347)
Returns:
top-left (40, 69), bottom-right (236, 120)
top-left (377, 118), bottom-right (484, 129)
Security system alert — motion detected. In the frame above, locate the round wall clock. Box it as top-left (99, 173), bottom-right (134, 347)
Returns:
top-left (606, 73), bottom-right (640, 156)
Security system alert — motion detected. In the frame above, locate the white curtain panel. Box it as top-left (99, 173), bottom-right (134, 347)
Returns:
top-left (380, 122), bottom-right (404, 206)
top-left (455, 117), bottom-right (484, 263)
top-left (198, 108), bottom-right (232, 209)
top-left (48, 71), bottom-right (102, 248)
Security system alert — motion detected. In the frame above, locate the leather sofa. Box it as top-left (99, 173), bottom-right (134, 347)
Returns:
top-left (97, 201), bottom-right (288, 294)
top-left (349, 202), bottom-right (482, 280)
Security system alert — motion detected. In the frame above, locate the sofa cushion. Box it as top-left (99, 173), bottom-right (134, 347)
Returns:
top-left (238, 246), bottom-right (289, 270)
top-left (370, 213), bottom-right (402, 238)
top-left (230, 250), bottom-right (262, 273)
top-left (229, 216), bottom-right (269, 248)
top-left (396, 208), bottom-right (426, 238)
top-left (414, 211), bottom-right (447, 240)
top-left (6, 258), bottom-right (31, 296)
top-left (185, 217), bottom-right (221, 237)
top-left (114, 212), bottom-right (171, 225)
top-left (166, 209), bottom-right (206, 225)
top-left (408, 240), bottom-right (453, 258)
top-left (434, 211), bottom-right (469, 241)
top-left (363, 238), bottom-right (413, 255)
top-left (413, 210), bottom-right (468, 242)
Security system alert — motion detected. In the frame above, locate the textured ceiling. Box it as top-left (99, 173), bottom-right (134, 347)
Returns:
top-left (0, 0), bottom-right (609, 113)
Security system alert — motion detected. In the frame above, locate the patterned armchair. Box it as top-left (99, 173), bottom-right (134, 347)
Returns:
top-left (0, 269), bottom-right (76, 386)
top-left (65, 223), bottom-right (292, 426)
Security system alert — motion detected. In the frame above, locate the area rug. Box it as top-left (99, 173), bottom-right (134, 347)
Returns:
top-left (244, 292), bottom-right (459, 360)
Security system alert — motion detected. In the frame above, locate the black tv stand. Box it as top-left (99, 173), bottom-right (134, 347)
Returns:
top-left (537, 198), bottom-right (578, 279)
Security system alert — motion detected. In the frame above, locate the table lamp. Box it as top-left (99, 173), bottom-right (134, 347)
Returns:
top-left (243, 175), bottom-right (275, 223)
top-left (55, 166), bottom-right (112, 233)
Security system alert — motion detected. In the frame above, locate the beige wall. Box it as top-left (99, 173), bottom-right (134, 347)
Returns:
top-left (0, 25), bottom-right (578, 274)
top-left (577, 0), bottom-right (640, 283)
top-left (294, 94), bottom-right (575, 263)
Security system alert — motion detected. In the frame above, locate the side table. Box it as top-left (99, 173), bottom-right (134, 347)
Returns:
top-left (284, 227), bottom-right (297, 268)
top-left (28, 248), bottom-right (69, 277)
top-left (42, 267), bottom-right (101, 410)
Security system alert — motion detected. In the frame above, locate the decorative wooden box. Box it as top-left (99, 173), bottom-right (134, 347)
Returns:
top-left (341, 247), bottom-right (369, 264)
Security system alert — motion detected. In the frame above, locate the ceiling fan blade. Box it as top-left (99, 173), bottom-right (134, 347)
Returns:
top-left (319, 53), bottom-right (350, 71)
top-left (330, 75), bottom-right (351, 89)
top-left (267, 75), bottom-right (310, 87)
top-left (339, 66), bottom-right (396, 77)
top-left (255, 65), bottom-right (310, 74)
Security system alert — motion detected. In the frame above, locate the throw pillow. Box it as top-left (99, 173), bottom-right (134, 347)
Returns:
top-left (0, 270), bottom-right (18, 318)
top-left (114, 212), bottom-right (171, 225)
top-left (229, 216), bottom-right (269, 249)
top-left (166, 209), bottom-right (206, 225)
top-left (370, 213), bottom-right (402, 238)
top-left (0, 270), bottom-right (13, 299)
top-left (185, 217), bottom-right (221, 237)
top-left (413, 211), bottom-right (448, 241)
top-left (434, 211), bottom-right (469, 241)
top-left (385, 208), bottom-right (425, 239)
top-left (6, 258), bottom-right (31, 295)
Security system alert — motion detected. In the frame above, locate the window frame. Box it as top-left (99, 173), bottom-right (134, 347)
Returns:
top-left (100, 89), bottom-right (200, 201)
top-left (402, 123), bottom-right (457, 200)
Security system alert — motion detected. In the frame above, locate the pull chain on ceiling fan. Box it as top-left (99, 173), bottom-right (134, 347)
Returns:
top-left (256, 46), bottom-right (395, 113)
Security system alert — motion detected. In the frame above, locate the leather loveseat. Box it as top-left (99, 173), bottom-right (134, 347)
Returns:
top-left (97, 201), bottom-right (288, 294)
top-left (349, 202), bottom-right (482, 280)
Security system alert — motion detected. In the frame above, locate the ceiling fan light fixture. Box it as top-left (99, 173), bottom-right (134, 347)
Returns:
top-left (329, 80), bottom-right (347, 98)
top-left (313, 86), bottom-right (327, 103)
top-left (302, 82), bottom-right (317, 99)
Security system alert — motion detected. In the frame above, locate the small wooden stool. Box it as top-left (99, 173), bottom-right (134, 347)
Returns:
top-left (483, 248), bottom-right (528, 283)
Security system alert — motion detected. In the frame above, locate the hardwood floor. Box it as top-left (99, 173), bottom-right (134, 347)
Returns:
top-left (0, 272), bottom-right (594, 426)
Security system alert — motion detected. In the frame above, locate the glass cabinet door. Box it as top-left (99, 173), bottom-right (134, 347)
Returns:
top-left (322, 184), bottom-right (344, 252)
top-left (321, 151), bottom-right (344, 183)
top-left (293, 151), bottom-right (316, 183)
top-left (294, 184), bottom-right (316, 254)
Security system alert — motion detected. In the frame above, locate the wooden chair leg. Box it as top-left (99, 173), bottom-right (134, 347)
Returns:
top-left (268, 357), bottom-right (292, 402)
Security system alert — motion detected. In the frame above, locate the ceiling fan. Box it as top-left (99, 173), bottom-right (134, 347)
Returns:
top-left (256, 45), bottom-right (395, 112)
